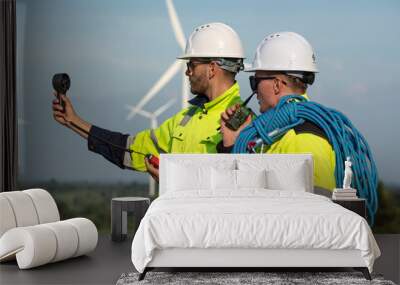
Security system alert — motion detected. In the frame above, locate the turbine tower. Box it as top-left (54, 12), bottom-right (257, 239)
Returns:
top-left (126, 0), bottom-right (189, 121)
top-left (125, 99), bottom-right (176, 196)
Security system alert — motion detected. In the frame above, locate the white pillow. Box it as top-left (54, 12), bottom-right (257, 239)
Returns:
top-left (166, 159), bottom-right (237, 192)
top-left (167, 158), bottom-right (236, 171)
top-left (211, 168), bottom-right (236, 190)
top-left (237, 159), bottom-right (310, 192)
top-left (211, 169), bottom-right (267, 190)
top-left (265, 162), bottom-right (308, 191)
top-left (167, 162), bottom-right (211, 191)
top-left (236, 169), bottom-right (267, 189)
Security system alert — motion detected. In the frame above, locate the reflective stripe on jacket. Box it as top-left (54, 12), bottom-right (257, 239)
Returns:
top-left (130, 82), bottom-right (242, 171)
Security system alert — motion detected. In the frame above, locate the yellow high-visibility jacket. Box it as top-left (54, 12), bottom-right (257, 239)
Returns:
top-left (263, 94), bottom-right (336, 191)
top-left (265, 128), bottom-right (336, 191)
top-left (129, 82), bottom-right (242, 171)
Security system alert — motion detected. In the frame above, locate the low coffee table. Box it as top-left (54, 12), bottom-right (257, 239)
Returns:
top-left (111, 197), bottom-right (150, 242)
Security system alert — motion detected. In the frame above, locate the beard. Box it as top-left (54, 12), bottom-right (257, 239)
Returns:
top-left (189, 79), bottom-right (202, 95)
top-left (188, 73), bottom-right (207, 96)
top-left (190, 86), bottom-right (200, 95)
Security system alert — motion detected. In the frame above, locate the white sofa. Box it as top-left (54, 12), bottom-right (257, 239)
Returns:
top-left (0, 188), bottom-right (98, 269)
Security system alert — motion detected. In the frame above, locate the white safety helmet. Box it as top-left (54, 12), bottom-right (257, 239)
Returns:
top-left (246, 32), bottom-right (318, 74)
top-left (178, 22), bottom-right (245, 60)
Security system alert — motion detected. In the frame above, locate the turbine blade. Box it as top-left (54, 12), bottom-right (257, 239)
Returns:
top-left (125, 104), bottom-right (152, 119)
top-left (126, 60), bottom-right (181, 120)
top-left (166, 0), bottom-right (186, 50)
top-left (135, 109), bottom-right (153, 119)
top-left (181, 67), bottom-right (190, 109)
top-left (154, 98), bottom-right (176, 117)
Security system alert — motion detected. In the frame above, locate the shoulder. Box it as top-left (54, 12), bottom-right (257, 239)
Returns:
top-left (155, 108), bottom-right (189, 131)
top-left (274, 122), bottom-right (332, 153)
top-left (285, 123), bottom-right (334, 159)
top-left (161, 105), bottom-right (202, 130)
top-left (293, 121), bottom-right (328, 141)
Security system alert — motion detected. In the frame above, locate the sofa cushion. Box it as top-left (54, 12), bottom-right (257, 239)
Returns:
top-left (0, 189), bottom-right (97, 269)
top-left (0, 218), bottom-right (97, 269)
top-left (23, 189), bottom-right (60, 224)
top-left (0, 191), bottom-right (39, 228)
top-left (42, 221), bottom-right (79, 262)
top-left (0, 196), bottom-right (17, 238)
top-left (0, 189), bottom-right (60, 238)
top-left (0, 225), bottom-right (57, 269)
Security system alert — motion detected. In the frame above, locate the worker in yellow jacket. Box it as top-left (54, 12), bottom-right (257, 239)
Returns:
top-left (52, 23), bottom-right (244, 182)
top-left (220, 32), bottom-right (335, 194)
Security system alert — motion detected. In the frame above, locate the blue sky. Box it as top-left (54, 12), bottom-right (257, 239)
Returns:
top-left (16, 0), bottom-right (400, 185)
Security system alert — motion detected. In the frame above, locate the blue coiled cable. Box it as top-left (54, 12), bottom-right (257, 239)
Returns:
top-left (233, 94), bottom-right (378, 225)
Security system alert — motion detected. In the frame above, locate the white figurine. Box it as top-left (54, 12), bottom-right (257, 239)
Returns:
top-left (342, 157), bottom-right (353, 189)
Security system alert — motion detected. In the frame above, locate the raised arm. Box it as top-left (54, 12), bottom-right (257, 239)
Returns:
top-left (52, 92), bottom-right (92, 139)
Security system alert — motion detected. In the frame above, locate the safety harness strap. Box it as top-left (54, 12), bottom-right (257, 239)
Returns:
top-left (294, 121), bottom-right (328, 141)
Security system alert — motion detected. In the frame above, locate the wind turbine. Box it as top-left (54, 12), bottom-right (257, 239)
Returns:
top-left (125, 99), bottom-right (176, 196)
top-left (126, 0), bottom-right (189, 121)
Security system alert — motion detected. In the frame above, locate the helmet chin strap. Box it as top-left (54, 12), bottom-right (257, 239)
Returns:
top-left (285, 71), bottom-right (315, 85)
top-left (215, 58), bottom-right (244, 73)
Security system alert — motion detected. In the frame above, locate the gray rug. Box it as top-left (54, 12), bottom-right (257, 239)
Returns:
top-left (116, 271), bottom-right (396, 285)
